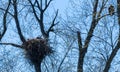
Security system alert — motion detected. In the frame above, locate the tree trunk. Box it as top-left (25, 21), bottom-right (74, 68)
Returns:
top-left (34, 63), bottom-right (41, 72)
top-left (77, 31), bottom-right (83, 72)
top-left (103, 45), bottom-right (120, 72)
top-left (77, 48), bottom-right (87, 72)
top-left (77, 1), bottom-right (99, 72)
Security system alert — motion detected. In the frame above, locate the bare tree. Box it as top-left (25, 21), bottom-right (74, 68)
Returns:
top-left (66, 0), bottom-right (118, 72)
top-left (77, 0), bottom-right (108, 72)
top-left (0, 0), bottom-right (58, 72)
top-left (103, 0), bottom-right (120, 72)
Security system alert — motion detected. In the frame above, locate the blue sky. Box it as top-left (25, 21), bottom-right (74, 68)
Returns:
top-left (54, 0), bottom-right (69, 15)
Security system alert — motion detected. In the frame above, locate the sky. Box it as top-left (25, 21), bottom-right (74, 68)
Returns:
top-left (54, 0), bottom-right (69, 15)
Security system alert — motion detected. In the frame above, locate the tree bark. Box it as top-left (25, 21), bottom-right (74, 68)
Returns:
top-left (34, 63), bottom-right (41, 72)
top-left (77, 31), bottom-right (83, 72)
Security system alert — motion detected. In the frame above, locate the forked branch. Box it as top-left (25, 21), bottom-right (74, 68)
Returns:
top-left (0, 0), bottom-right (11, 41)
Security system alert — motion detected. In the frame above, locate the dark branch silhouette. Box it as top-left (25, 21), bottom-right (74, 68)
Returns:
top-left (0, 42), bottom-right (22, 48)
top-left (47, 10), bottom-right (59, 35)
top-left (0, 0), bottom-right (11, 41)
top-left (13, 0), bottom-right (26, 43)
top-left (77, 0), bottom-right (99, 72)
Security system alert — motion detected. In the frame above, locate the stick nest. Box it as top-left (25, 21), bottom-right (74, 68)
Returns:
top-left (22, 38), bottom-right (53, 64)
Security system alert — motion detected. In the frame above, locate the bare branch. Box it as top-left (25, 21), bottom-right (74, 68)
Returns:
top-left (47, 10), bottom-right (59, 34)
top-left (28, 0), bottom-right (56, 39)
top-left (0, 0), bottom-right (11, 41)
top-left (0, 42), bottom-right (23, 48)
top-left (83, 0), bottom-right (99, 49)
top-left (93, 35), bottom-right (112, 47)
top-left (13, 0), bottom-right (26, 43)
top-left (77, 0), bottom-right (99, 72)
top-left (57, 40), bottom-right (75, 72)
top-left (0, 8), bottom-right (14, 17)
top-left (40, 0), bottom-right (42, 10)
top-left (43, 0), bottom-right (52, 12)
top-left (35, 0), bottom-right (42, 11)
top-left (98, 12), bottom-right (116, 20)
top-left (28, 0), bottom-right (47, 39)
top-left (97, 0), bottom-right (109, 18)
top-left (28, 0), bottom-right (40, 22)
top-left (45, 0), bottom-right (47, 6)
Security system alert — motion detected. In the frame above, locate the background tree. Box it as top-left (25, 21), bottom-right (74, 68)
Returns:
top-left (64, 0), bottom-right (119, 72)
top-left (103, 0), bottom-right (120, 72)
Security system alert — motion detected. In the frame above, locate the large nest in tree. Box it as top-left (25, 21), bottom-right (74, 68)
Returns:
top-left (22, 38), bottom-right (53, 64)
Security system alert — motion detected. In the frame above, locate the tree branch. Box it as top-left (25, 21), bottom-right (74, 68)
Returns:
top-left (40, 0), bottom-right (42, 10)
top-left (43, 0), bottom-right (52, 12)
top-left (97, 0), bottom-right (108, 18)
top-left (47, 10), bottom-right (59, 35)
top-left (0, 8), bottom-right (14, 17)
top-left (57, 40), bottom-right (75, 72)
top-left (13, 0), bottom-right (26, 43)
top-left (77, 1), bottom-right (99, 72)
top-left (35, 0), bottom-right (42, 11)
top-left (0, 42), bottom-right (23, 48)
top-left (28, 0), bottom-right (40, 22)
top-left (0, 0), bottom-right (11, 41)
top-left (28, 0), bottom-right (48, 39)
top-left (83, 0), bottom-right (99, 49)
